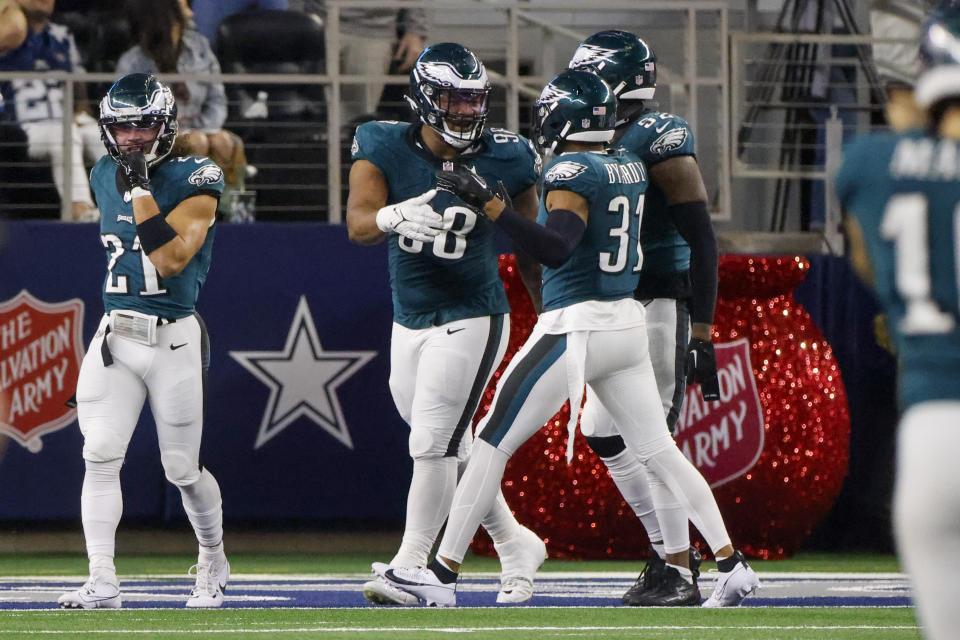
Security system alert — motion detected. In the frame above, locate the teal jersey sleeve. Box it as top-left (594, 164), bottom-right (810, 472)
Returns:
top-left (616, 111), bottom-right (696, 286)
top-left (540, 155), bottom-right (601, 204)
top-left (91, 155), bottom-right (221, 319)
top-left (618, 111), bottom-right (696, 168)
top-left (480, 128), bottom-right (542, 197)
top-left (352, 120), bottom-right (405, 183)
top-left (540, 150), bottom-right (648, 311)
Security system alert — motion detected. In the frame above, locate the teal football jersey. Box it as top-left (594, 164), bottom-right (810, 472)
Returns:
top-left (90, 155), bottom-right (223, 319)
top-left (352, 121), bottom-right (540, 328)
top-left (836, 131), bottom-right (960, 408)
top-left (616, 110), bottom-right (696, 296)
top-left (539, 149), bottom-right (648, 312)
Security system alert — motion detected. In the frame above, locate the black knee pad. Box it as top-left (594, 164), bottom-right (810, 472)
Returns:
top-left (585, 434), bottom-right (627, 459)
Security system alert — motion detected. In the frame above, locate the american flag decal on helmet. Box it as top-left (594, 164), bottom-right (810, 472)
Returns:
top-left (592, 106), bottom-right (606, 115)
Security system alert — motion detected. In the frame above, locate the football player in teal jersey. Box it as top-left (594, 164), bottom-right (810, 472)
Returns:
top-left (346, 43), bottom-right (547, 606)
top-left (835, 10), bottom-right (960, 639)
top-left (59, 74), bottom-right (229, 610)
top-left (373, 69), bottom-right (758, 608)
top-left (567, 30), bottom-right (727, 606)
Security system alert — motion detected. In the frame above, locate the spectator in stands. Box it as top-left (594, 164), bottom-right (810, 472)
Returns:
top-left (190, 0), bottom-right (286, 44)
top-left (0, 0), bottom-right (102, 221)
top-left (116, 0), bottom-right (247, 213)
top-left (287, 2), bottom-right (429, 116)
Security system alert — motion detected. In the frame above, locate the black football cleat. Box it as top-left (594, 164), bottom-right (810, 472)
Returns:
top-left (636, 565), bottom-right (701, 607)
top-left (622, 549), bottom-right (666, 606)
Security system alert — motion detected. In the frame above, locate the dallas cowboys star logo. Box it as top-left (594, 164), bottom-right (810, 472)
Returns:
top-left (229, 296), bottom-right (377, 449)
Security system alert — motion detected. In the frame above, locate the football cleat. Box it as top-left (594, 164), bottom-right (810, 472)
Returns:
top-left (494, 525), bottom-right (547, 604)
top-left (634, 566), bottom-right (701, 606)
top-left (373, 560), bottom-right (457, 607)
top-left (58, 573), bottom-right (121, 609)
top-left (702, 551), bottom-right (760, 608)
top-left (622, 545), bottom-right (702, 605)
top-left (185, 554), bottom-right (230, 608)
top-left (362, 576), bottom-right (420, 606)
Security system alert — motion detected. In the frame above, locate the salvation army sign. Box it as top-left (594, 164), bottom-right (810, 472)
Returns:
top-left (0, 291), bottom-right (84, 452)
top-left (674, 338), bottom-right (764, 488)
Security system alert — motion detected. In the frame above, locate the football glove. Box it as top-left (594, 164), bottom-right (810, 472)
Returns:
top-left (686, 338), bottom-right (721, 401)
top-left (436, 166), bottom-right (495, 211)
top-left (116, 150), bottom-right (151, 192)
top-left (375, 189), bottom-right (443, 243)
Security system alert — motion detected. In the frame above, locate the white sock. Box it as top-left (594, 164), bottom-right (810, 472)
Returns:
top-left (650, 541), bottom-right (666, 559)
top-left (461, 457), bottom-right (522, 545)
top-left (81, 459), bottom-right (123, 561)
top-left (438, 440), bottom-right (508, 564)
top-left (391, 457), bottom-right (457, 568)
top-left (178, 468), bottom-right (224, 549)
top-left (89, 554), bottom-right (116, 580)
top-left (649, 474), bottom-right (692, 555)
top-left (602, 448), bottom-right (661, 540)
top-left (643, 446), bottom-right (732, 553)
top-left (666, 563), bottom-right (693, 583)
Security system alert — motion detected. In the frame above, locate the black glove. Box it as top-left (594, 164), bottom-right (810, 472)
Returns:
top-left (436, 166), bottom-right (495, 211)
top-left (116, 150), bottom-right (150, 192)
top-left (686, 338), bottom-right (720, 401)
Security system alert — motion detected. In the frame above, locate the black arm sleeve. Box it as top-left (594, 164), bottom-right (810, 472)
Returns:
top-left (494, 206), bottom-right (585, 269)
top-left (668, 200), bottom-right (718, 325)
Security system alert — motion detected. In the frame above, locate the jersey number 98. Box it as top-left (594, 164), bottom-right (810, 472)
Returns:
top-left (399, 205), bottom-right (477, 260)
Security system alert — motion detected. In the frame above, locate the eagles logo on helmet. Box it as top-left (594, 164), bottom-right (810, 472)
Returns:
top-left (406, 43), bottom-right (491, 149)
top-left (99, 73), bottom-right (178, 168)
top-left (569, 30), bottom-right (657, 102)
top-left (533, 69), bottom-right (618, 153)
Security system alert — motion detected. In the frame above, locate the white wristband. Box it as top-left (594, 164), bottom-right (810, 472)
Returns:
top-left (130, 186), bottom-right (152, 199)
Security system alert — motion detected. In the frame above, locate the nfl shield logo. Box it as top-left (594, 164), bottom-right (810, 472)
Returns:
top-left (581, 118), bottom-right (591, 128)
top-left (442, 161), bottom-right (454, 171)
top-left (0, 291), bottom-right (85, 452)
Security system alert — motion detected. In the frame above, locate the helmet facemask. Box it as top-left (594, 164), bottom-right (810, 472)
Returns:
top-left (99, 74), bottom-right (179, 168)
top-left (407, 43), bottom-right (491, 149)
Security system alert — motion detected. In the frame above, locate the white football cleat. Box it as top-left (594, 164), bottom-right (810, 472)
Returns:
top-left (373, 561), bottom-right (457, 607)
top-left (362, 576), bottom-right (420, 605)
top-left (702, 551), bottom-right (760, 608)
top-left (186, 554), bottom-right (230, 608)
top-left (58, 573), bottom-right (121, 609)
top-left (494, 525), bottom-right (547, 604)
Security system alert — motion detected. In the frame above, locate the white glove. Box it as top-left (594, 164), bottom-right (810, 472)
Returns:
top-left (375, 189), bottom-right (443, 243)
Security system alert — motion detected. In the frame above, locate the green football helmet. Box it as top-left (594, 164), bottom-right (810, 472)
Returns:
top-left (568, 30), bottom-right (657, 102)
top-left (407, 42), bottom-right (490, 149)
top-left (534, 69), bottom-right (617, 153)
top-left (99, 73), bottom-right (178, 167)
top-left (916, 6), bottom-right (960, 108)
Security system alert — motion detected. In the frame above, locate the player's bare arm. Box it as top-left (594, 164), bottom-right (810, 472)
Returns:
top-left (0, 0), bottom-right (27, 56)
top-left (511, 185), bottom-right (544, 312)
top-left (135, 193), bottom-right (216, 279)
top-left (347, 159), bottom-right (441, 245)
top-left (842, 213), bottom-right (874, 287)
top-left (346, 160), bottom-right (389, 245)
top-left (651, 155), bottom-right (716, 341)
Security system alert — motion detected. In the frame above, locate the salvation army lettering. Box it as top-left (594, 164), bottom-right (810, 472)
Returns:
top-left (0, 291), bottom-right (84, 452)
top-left (477, 255), bottom-right (849, 560)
